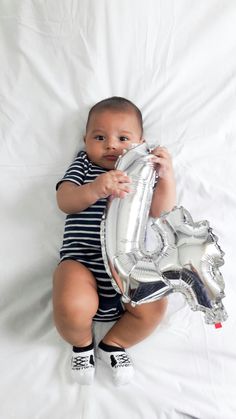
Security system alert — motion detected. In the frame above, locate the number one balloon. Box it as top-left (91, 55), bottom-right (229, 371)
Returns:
top-left (101, 143), bottom-right (228, 327)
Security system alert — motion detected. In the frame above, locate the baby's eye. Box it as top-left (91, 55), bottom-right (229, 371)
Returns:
top-left (119, 136), bottom-right (129, 142)
top-left (94, 135), bottom-right (105, 141)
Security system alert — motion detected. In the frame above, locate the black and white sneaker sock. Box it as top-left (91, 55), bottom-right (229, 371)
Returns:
top-left (71, 342), bottom-right (95, 385)
top-left (97, 341), bottom-right (134, 385)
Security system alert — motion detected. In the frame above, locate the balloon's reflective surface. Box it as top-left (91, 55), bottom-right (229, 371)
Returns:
top-left (100, 143), bottom-right (228, 325)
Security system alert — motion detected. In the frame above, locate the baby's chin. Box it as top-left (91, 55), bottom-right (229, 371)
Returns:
top-left (92, 157), bottom-right (118, 170)
top-left (102, 160), bottom-right (117, 170)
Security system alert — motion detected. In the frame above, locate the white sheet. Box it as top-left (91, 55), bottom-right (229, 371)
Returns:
top-left (1, 1), bottom-right (236, 418)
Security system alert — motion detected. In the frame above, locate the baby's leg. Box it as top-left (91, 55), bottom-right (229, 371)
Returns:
top-left (102, 297), bottom-right (168, 348)
top-left (53, 259), bottom-right (99, 347)
top-left (97, 298), bottom-right (167, 385)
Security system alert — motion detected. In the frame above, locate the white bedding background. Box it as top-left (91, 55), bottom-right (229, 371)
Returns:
top-left (1, 1), bottom-right (236, 418)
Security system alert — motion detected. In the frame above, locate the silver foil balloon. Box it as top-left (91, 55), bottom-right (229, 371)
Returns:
top-left (100, 143), bottom-right (228, 326)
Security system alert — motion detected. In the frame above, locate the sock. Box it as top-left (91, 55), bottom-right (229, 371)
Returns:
top-left (97, 340), bottom-right (134, 385)
top-left (73, 341), bottom-right (94, 353)
top-left (71, 341), bottom-right (95, 385)
top-left (98, 340), bottom-right (125, 352)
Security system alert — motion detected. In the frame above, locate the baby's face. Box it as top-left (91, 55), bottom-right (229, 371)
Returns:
top-left (84, 109), bottom-right (143, 169)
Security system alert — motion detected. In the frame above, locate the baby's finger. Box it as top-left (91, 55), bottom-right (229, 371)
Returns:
top-left (112, 170), bottom-right (129, 177)
top-left (149, 155), bottom-right (166, 165)
top-left (109, 170), bottom-right (129, 178)
top-left (116, 189), bottom-right (131, 199)
top-left (113, 184), bottom-right (132, 198)
top-left (149, 155), bottom-right (160, 163)
top-left (151, 147), bottom-right (170, 158)
top-left (116, 173), bottom-right (132, 183)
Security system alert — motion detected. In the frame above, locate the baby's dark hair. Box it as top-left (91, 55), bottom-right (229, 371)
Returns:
top-left (86, 96), bottom-right (143, 135)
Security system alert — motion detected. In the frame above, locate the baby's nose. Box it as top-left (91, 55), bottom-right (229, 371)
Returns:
top-left (106, 137), bottom-right (117, 148)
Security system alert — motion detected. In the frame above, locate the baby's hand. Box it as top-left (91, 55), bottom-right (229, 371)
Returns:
top-left (92, 170), bottom-right (132, 199)
top-left (150, 146), bottom-right (174, 181)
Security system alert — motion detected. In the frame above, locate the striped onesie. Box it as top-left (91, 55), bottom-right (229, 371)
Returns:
top-left (56, 150), bottom-right (124, 322)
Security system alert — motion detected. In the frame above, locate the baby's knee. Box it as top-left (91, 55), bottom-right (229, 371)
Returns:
top-left (126, 297), bottom-right (168, 327)
top-left (54, 294), bottom-right (98, 327)
top-left (150, 298), bottom-right (168, 326)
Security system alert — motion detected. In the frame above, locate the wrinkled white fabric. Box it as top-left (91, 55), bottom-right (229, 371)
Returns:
top-left (1, 1), bottom-right (236, 418)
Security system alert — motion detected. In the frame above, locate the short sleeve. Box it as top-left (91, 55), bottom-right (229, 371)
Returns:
top-left (56, 151), bottom-right (88, 190)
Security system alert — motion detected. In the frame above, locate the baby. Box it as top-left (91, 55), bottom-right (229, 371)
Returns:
top-left (53, 97), bottom-right (176, 385)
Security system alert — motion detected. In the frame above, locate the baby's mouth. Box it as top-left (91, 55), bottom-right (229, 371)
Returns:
top-left (104, 155), bottom-right (118, 161)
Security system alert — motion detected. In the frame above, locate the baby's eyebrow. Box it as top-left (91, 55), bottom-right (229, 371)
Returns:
top-left (90, 129), bottom-right (134, 135)
top-left (91, 129), bottom-right (105, 134)
top-left (119, 131), bottom-right (133, 135)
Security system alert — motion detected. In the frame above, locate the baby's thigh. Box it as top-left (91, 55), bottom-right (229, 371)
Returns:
top-left (53, 259), bottom-right (99, 313)
top-left (125, 297), bottom-right (168, 323)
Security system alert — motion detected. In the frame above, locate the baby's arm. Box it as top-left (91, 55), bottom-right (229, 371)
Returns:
top-left (149, 146), bottom-right (176, 218)
top-left (57, 170), bottom-right (131, 214)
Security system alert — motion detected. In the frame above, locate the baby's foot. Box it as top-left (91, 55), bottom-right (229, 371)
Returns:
top-left (97, 341), bottom-right (134, 385)
top-left (71, 343), bottom-right (95, 385)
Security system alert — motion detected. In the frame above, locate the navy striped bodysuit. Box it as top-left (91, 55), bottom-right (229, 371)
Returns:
top-left (57, 151), bottom-right (123, 322)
